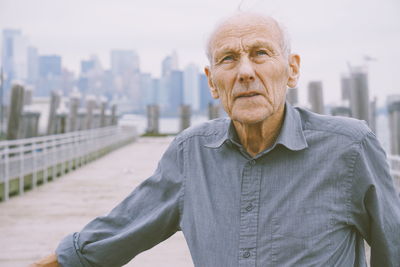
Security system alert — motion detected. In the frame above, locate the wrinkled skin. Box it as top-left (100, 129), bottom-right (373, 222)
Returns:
top-left (205, 14), bottom-right (300, 156)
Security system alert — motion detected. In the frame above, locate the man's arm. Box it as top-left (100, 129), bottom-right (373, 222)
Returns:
top-left (37, 138), bottom-right (184, 267)
top-left (350, 131), bottom-right (400, 266)
top-left (30, 253), bottom-right (59, 267)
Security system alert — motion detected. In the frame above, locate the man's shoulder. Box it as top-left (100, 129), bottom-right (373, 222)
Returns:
top-left (175, 118), bottom-right (230, 143)
top-left (295, 106), bottom-right (372, 143)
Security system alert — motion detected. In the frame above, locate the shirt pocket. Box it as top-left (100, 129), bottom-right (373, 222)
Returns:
top-left (272, 206), bottom-right (332, 239)
top-left (270, 207), bottom-right (333, 264)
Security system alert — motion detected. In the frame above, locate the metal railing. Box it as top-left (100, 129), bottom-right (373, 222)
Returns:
top-left (0, 125), bottom-right (137, 201)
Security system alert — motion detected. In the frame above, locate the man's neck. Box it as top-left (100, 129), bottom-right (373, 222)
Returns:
top-left (233, 105), bottom-right (285, 158)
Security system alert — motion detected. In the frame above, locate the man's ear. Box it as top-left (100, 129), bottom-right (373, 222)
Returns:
top-left (204, 66), bottom-right (219, 99)
top-left (287, 54), bottom-right (300, 88)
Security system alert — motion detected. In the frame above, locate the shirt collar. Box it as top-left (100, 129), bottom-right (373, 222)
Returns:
top-left (204, 102), bottom-right (308, 152)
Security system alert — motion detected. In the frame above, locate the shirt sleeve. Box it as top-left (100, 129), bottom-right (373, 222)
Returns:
top-left (56, 137), bottom-right (185, 267)
top-left (350, 131), bottom-right (400, 266)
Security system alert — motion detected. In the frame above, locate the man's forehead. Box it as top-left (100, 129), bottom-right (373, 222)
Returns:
top-left (208, 15), bottom-right (282, 56)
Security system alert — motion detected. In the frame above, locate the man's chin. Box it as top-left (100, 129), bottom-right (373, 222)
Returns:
top-left (231, 110), bottom-right (273, 125)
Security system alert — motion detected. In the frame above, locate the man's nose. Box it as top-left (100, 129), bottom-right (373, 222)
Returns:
top-left (238, 57), bottom-right (255, 83)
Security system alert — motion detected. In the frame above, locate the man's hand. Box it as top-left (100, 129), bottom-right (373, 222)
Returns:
top-left (29, 253), bottom-right (59, 267)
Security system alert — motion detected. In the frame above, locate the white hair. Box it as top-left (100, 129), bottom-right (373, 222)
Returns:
top-left (206, 12), bottom-right (291, 64)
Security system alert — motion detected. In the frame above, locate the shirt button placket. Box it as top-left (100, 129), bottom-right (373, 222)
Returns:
top-left (238, 160), bottom-right (261, 267)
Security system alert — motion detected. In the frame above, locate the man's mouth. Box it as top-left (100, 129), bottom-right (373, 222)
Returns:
top-left (236, 92), bottom-right (260, 98)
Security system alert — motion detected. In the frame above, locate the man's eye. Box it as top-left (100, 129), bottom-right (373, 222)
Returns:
top-left (221, 55), bottom-right (234, 62)
top-left (255, 50), bottom-right (268, 56)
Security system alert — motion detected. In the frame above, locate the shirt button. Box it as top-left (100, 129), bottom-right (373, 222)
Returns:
top-left (249, 160), bottom-right (256, 165)
top-left (243, 251), bottom-right (251, 258)
top-left (245, 203), bottom-right (254, 212)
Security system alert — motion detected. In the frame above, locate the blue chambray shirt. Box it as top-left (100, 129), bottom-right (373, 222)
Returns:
top-left (56, 103), bottom-right (400, 266)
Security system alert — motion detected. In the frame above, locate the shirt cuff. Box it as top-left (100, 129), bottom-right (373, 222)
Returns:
top-left (56, 233), bottom-right (89, 267)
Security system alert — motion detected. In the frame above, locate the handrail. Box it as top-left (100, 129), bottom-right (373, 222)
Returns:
top-left (0, 125), bottom-right (137, 201)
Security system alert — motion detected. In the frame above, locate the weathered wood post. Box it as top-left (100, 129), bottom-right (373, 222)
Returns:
top-left (85, 96), bottom-right (97, 130)
top-left (23, 87), bottom-right (33, 105)
top-left (20, 108), bottom-right (40, 138)
top-left (146, 104), bottom-right (159, 134)
top-left (208, 102), bottom-right (220, 120)
top-left (47, 90), bottom-right (61, 135)
top-left (180, 104), bottom-right (191, 132)
top-left (68, 91), bottom-right (81, 132)
top-left (56, 110), bottom-right (68, 134)
top-left (100, 97), bottom-right (107, 128)
top-left (77, 108), bottom-right (86, 131)
top-left (110, 104), bottom-right (117, 126)
top-left (7, 84), bottom-right (24, 140)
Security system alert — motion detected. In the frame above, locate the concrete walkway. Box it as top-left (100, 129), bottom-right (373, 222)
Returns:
top-left (0, 137), bottom-right (193, 267)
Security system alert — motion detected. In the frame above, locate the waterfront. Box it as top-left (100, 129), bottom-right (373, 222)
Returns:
top-left (0, 137), bottom-right (193, 267)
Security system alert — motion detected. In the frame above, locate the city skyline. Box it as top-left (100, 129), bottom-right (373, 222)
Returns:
top-left (0, 0), bottom-right (399, 106)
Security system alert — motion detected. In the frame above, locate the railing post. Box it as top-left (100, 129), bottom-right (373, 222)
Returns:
top-left (42, 139), bottom-right (48, 183)
top-left (60, 136), bottom-right (65, 177)
top-left (4, 144), bottom-right (10, 201)
top-left (19, 142), bottom-right (24, 196)
top-left (32, 140), bottom-right (37, 189)
top-left (51, 136), bottom-right (57, 180)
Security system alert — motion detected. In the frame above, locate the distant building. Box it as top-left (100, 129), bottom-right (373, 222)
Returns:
top-left (286, 87), bottom-right (298, 106)
top-left (183, 63), bottom-right (200, 112)
top-left (27, 46), bottom-right (39, 85)
top-left (140, 73), bottom-right (154, 107)
top-left (388, 100), bottom-right (400, 155)
top-left (81, 59), bottom-right (96, 74)
top-left (110, 50), bottom-right (139, 75)
top-left (340, 74), bottom-right (351, 101)
top-left (161, 51), bottom-right (178, 77)
top-left (110, 50), bottom-right (140, 109)
top-left (169, 70), bottom-right (184, 114)
top-left (39, 55), bottom-right (62, 78)
top-left (1, 29), bottom-right (29, 96)
top-left (370, 97), bottom-right (377, 133)
top-left (308, 81), bottom-right (324, 114)
top-left (349, 67), bottom-right (370, 125)
top-left (36, 55), bottom-right (62, 96)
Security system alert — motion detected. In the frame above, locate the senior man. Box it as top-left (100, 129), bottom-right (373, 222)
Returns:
top-left (34, 13), bottom-right (399, 267)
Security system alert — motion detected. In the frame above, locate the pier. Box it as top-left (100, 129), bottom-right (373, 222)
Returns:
top-left (0, 137), bottom-right (193, 267)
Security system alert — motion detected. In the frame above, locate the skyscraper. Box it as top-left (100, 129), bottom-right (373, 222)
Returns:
top-left (110, 50), bottom-right (139, 75)
top-left (340, 74), bottom-right (351, 101)
top-left (308, 81), bottom-right (324, 114)
top-left (388, 99), bottom-right (400, 155)
top-left (169, 70), bottom-right (184, 114)
top-left (110, 50), bottom-right (140, 110)
top-left (27, 46), bottom-right (39, 85)
top-left (39, 55), bottom-right (62, 78)
top-left (1, 29), bottom-right (29, 95)
top-left (161, 51), bottom-right (178, 77)
top-left (349, 67), bottom-right (370, 125)
top-left (183, 63), bottom-right (200, 112)
top-left (140, 73), bottom-right (154, 107)
top-left (36, 55), bottom-right (62, 96)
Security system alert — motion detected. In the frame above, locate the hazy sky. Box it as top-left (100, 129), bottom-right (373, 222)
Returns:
top-left (1, 0), bottom-right (399, 106)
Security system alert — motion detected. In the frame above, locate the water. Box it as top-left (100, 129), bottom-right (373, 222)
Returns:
top-left (119, 114), bottom-right (209, 135)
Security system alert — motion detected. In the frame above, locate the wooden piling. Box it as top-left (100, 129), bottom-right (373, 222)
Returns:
top-left (179, 104), bottom-right (191, 132)
top-left (146, 104), bottom-right (159, 134)
top-left (6, 84), bottom-right (25, 140)
top-left (47, 91), bottom-right (61, 135)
